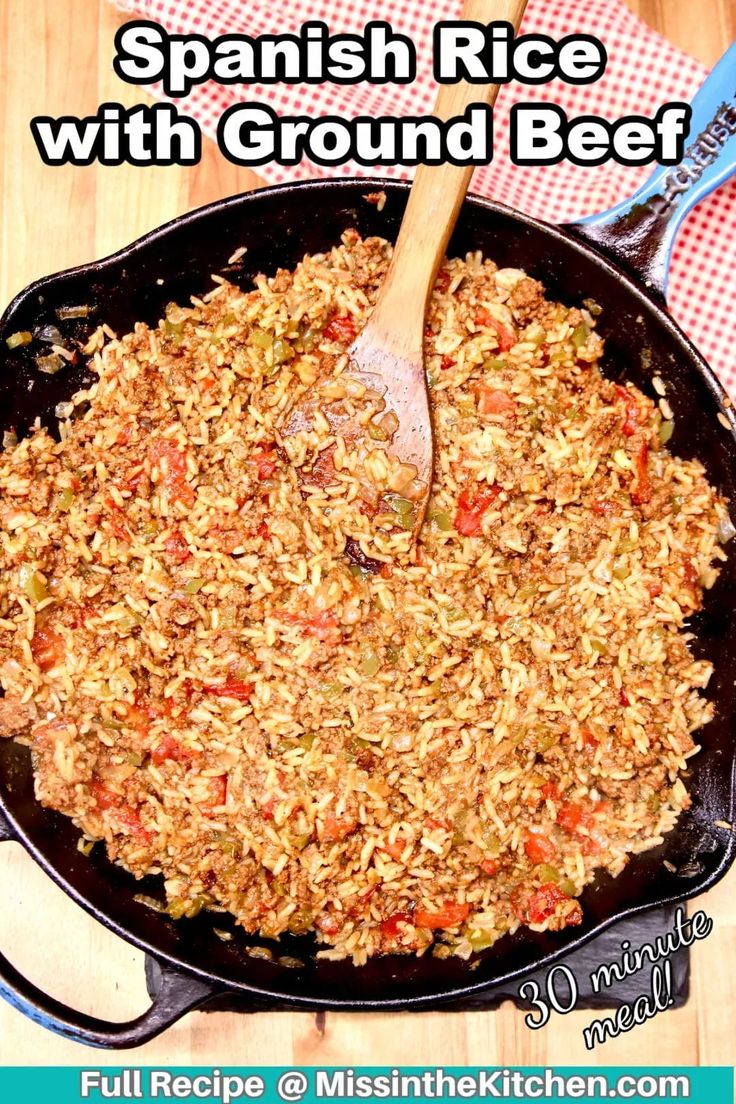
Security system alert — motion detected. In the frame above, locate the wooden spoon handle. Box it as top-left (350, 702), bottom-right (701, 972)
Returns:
top-left (365, 0), bottom-right (528, 360)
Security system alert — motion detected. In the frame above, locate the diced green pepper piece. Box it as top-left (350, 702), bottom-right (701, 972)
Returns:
top-left (659, 420), bottom-right (674, 444)
top-left (19, 565), bottom-right (48, 603)
top-left (58, 487), bottom-right (75, 512)
top-left (272, 337), bottom-right (294, 364)
top-left (470, 932), bottom-right (497, 952)
top-left (166, 898), bottom-right (188, 920)
top-left (572, 323), bottom-right (590, 349)
top-left (429, 508), bottom-right (452, 532)
top-left (535, 863), bottom-right (560, 883)
top-left (386, 495), bottom-right (415, 530)
top-left (361, 647), bottom-right (381, 677)
top-left (251, 329), bottom-right (273, 350)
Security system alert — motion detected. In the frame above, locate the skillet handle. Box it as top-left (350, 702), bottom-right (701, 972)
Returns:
top-left (0, 819), bottom-right (220, 1047)
top-left (568, 43), bottom-right (736, 300)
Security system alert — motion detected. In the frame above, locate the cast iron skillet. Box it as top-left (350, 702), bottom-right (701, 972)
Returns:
top-left (0, 49), bottom-right (735, 1048)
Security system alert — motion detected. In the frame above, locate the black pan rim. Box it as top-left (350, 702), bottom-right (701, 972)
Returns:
top-left (2, 175), bottom-right (735, 1010)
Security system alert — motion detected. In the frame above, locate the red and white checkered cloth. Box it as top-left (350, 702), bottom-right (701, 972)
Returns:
top-left (115, 0), bottom-right (736, 392)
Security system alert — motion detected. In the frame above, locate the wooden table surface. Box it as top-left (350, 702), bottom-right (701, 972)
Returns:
top-left (1, 0), bottom-right (735, 1066)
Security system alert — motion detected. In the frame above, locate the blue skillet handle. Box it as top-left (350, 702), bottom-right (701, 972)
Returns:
top-left (0, 806), bottom-right (220, 1047)
top-left (569, 42), bottom-right (736, 301)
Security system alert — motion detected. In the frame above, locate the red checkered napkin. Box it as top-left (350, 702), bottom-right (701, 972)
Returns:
top-left (115, 0), bottom-right (736, 393)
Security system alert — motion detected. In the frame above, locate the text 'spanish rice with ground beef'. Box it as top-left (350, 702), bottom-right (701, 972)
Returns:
top-left (0, 228), bottom-right (729, 963)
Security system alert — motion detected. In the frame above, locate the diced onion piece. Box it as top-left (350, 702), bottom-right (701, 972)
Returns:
top-left (56, 305), bottom-right (91, 320)
top-left (36, 352), bottom-right (64, 375)
top-left (5, 331), bottom-right (32, 349)
top-left (717, 513), bottom-right (736, 543)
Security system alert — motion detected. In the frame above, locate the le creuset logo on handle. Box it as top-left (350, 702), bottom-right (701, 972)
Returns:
top-left (657, 101), bottom-right (736, 211)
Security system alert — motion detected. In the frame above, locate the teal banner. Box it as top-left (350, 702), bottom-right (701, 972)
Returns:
top-left (0, 1066), bottom-right (731, 1104)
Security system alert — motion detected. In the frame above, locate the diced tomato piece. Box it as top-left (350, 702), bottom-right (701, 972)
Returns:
top-left (476, 308), bottom-right (515, 351)
top-left (315, 914), bottom-right (341, 936)
top-left (323, 315), bottom-right (357, 343)
top-left (106, 499), bottom-right (131, 541)
top-left (117, 805), bottom-right (152, 842)
top-left (116, 424), bottom-right (133, 446)
top-left (260, 795), bottom-right (275, 821)
top-left (207, 775), bottom-right (227, 807)
top-left (257, 521), bottom-right (270, 540)
top-left (540, 782), bottom-right (559, 800)
top-left (440, 354), bottom-right (455, 371)
top-left (565, 901), bottom-right (584, 926)
top-left (619, 688), bottom-right (631, 706)
top-left (648, 579), bottom-right (663, 598)
top-left (129, 693), bottom-right (174, 726)
top-left (381, 839), bottom-right (406, 861)
top-left (683, 561), bottom-right (699, 589)
top-left (164, 528), bottom-right (190, 564)
top-left (528, 882), bottom-right (567, 924)
top-left (148, 440), bottom-right (194, 506)
top-left (380, 563), bottom-right (392, 579)
top-left (151, 735), bottom-right (195, 765)
top-left (480, 858), bottom-right (500, 876)
top-left (31, 627), bottom-right (64, 672)
top-left (454, 484), bottom-right (500, 536)
top-left (281, 610), bottom-right (341, 643)
top-left (253, 443), bottom-right (279, 481)
top-left (435, 270), bottom-right (451, 293)
top-left (582, 727), bottom-right (598, 749)
top-left (126, 468), bottom-right (146, 496)
top-left (380, 911), bottom-right (413, 939)
top-left (556, 801), bottom-right (598, 835)
top-left (477, 386), bottom-right (517, 416)
top-left (556, 802), bottom-right (584, 833)
top-left (631, 444), bottom-right (652, 505)
top-left (425, 816), bottom-right (450, 832)
top-left (592, 500), bottom-right (614, 517)
top-left (414, 902), bottom-right (471, 930)
top-left (91, 780), bottom-right (121, 810)
top-left (202, 678), bottom-right (254, 702)
top-left (615, 384), bottom-right (641, 437)
top-left (524, 829), bottom-right (556, 863)
top-left (125, 698), bottom-right (154, 733)
top-left (304, 611), bottom-right (339, 641)
top-left (323, 813), bottom-right (358, 843)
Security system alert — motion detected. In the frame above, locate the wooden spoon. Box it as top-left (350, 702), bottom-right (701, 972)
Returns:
top-left (286, 0), bottom-right (528, 540)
